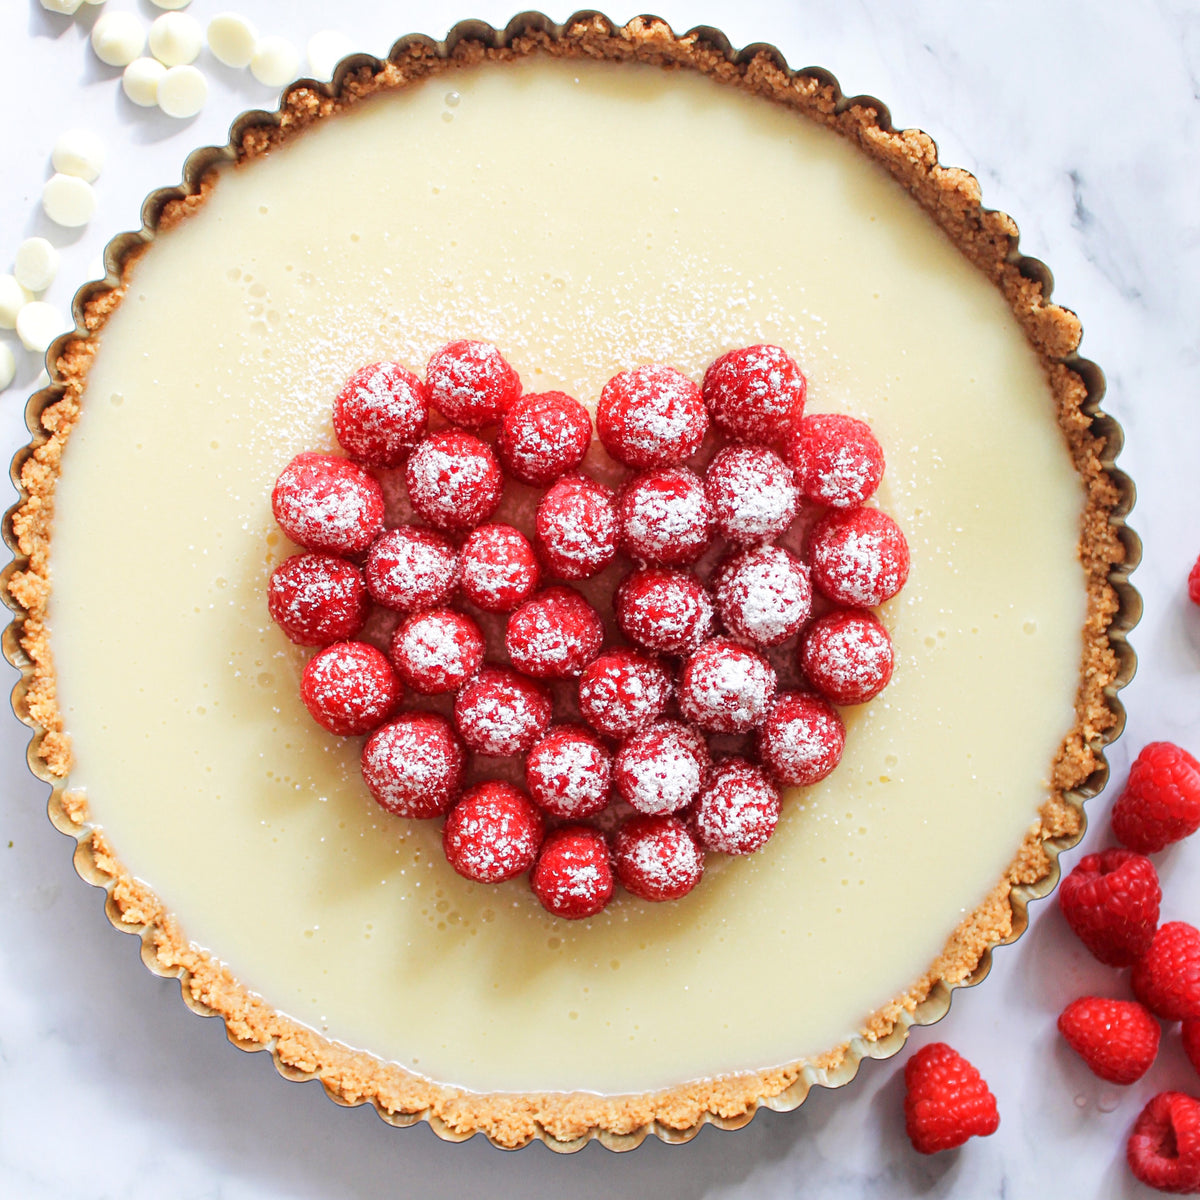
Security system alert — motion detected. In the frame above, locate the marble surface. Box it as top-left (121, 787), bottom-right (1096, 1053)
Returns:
top-left (1, 0), bottom-right (1198, 1195)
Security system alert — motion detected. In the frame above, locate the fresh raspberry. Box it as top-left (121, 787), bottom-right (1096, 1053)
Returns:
top-left (704, 445), bottom-right (799, 545)
top-left (596, 364), bottom-right (708, 468)
top-left (360, 712), bottom-right (464, 819)
top-left (534, 474), bottom-right (618, 580)
top-left (903, 1043), bottom-right (999, 1155)
top-left (442, 782), bottom-right (544, 883)
top-left (1112, 742), bottom-right (1200, 854)
top-left (505, 586), bottom-right (604, 680)
top-left (613, 720), bottom-right (710, 816)
top-left (365, 526), bottom-right (459, 612)
top-left (577, 648), bottom-right (673, 740)
top-left (800, 609), bottom-right (894, 704)
top-left (1185, 1020), bottom-right (1200, 1076)
top-left (267, 553), bottom-right (369, 646)
top-left (785, 413), bottom-right (885, 510)
top-left (1132, 922), bottom-right (1200, 1021)
top-left (497, 390), bottom-right (591, 485)
top-left (530, 826), bottom-right (614, 920)
top-left (614, 814), bottom-right (704, 902)
top-left (389, 608), bottom-right (485, 695)
top-left (1127, 1092), bottom-right (1200, 1194)
top-left (300, 641), bottom-right (400, 736)
top-left (332, 361), bottom-right (429, 467)
top-left (425, 339), bottom-right (521, 429)
top-left (716, 545), bottom-right (813, 648)
top-left (691, 758), bottom-right (780, 856)
top-left (702, 344), bottom-right (806, 443)
top-left (1058, 848), bottom-right (1161, 967)
top-left (757, 691), bottom-right (846, 787)
top-left (809, 505), bottom-right (910, 607)
top-left (453, 666), bottom-right (552, 756)
top-left (616, 467), bottom-right (712, 566)
top-left (1057, 997), bottom-right (1160, 1084)
top-left (459, 523), bottom-right (540, 613)
top-left (272, 452), bottom-right (384, 557)
top-left (615, 567), bottom-right (715, 656)
top-left (525, 725), bottom-right (613, 819)
top-left (405, 429), bottom-right (503, 533)
top-left (1190, 555), bottom-right (1200, 606)
top-left (678, 637), bottom-right (777, 734)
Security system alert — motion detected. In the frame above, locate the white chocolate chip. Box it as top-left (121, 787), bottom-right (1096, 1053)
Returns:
top-left (148, 11), bottom-right (202, 66)
top-left (39, 0), bottom-right (84, 14)
top-left (206, 13), bottom-right (257, 68)
top-left (0, 277), bottom-right (33, 329)
top-left (16, 302), bottom-right (71, 355)
top-left (42, 173), bottom-right (97, 226)
top-left (0, 344), bottom-right (15, 392)
top-left (91, 11), bottom-right (146, 67)
top-left (306, 30), bottom-right (354, 81)
top-left (151, 0), bottom-right (191, 8)
top-left (250, 35), bottom-right (300, 88)
top-left (81, 0), bottom-right (108, 6)
top-left (51, 128), bottom-right (106, 182)
top-left (122, 56), bottom-right (166, 106)
top-left (14, 239), bottom-right (60, 293)
top-left (157, 64), bottom-right (207, 118)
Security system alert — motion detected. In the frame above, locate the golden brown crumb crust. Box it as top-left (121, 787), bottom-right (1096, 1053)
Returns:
top-left (6, 14), bottom-right (1126, 1150)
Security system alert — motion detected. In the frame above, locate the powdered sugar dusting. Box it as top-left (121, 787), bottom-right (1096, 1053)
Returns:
top-left (614, 816), bottom-right (705, 901)
top-left (597, 364), bottom-right (708, 468)
top-left (614, 720), bottom-right (709, 815)
top-left (361, 713), bottom-right (464, 818)
top-left (705, 444), bottom-right (798, 544)
top-left (526, 726), bottom-right (612, 818)
top-left (679, 638), bottom-right (777, 734)
top-left (454, 668), bottom-right (551, 755)
top-left (757, 692), bottom-right (846, 787)
top-left (717, 545), bottom-right (813, 647)
top-left (810, 507), bottom-right (909, 607)
top-left (405, 430), bottom-right (503, 532)
top-left (693, 758), bottom-right (780, 855)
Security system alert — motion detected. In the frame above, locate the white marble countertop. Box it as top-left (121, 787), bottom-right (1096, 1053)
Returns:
top-left (2, 0), bottom-right (1199, 1196)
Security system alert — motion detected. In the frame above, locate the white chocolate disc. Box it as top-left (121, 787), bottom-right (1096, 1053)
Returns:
top-left (15, 301), bottom-right (70, 355)
top-left (91, 12), bottom-right (146, 68)
top-left (14, 238), bottom-right (60, 294)
top-left (42, 174), bottom-right (97, 227)
top-left (122, 57), bottom-right (166, 107)
top-left (50, 128), bottom-right (106, 182)
top-left (0, 343), bottom-right (15, 392)
top-left (151, 0), bottom-right (191, 8)
top-left (250, 35), bottom-right (300, 88)
top-left (148, 11), bottom-right (202, 67)
top-left (206, 13), bottom-right (257, 69)
top-left (157, 64), bottom-right (207, 119)
top-left (0, 276), bottom-right (34, 329)
top-left (306, 30), bottom-right (354, 81)
top-left (39, 0), bottom-right (83, 14)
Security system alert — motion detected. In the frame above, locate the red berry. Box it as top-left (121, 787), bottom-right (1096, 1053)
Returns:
top-left (1127, 1092), bottom-right (1200, 1194)
top-left (425, 340), bottom-right (521, 429)
top-left (405, 429), bottom-right (503, 533)
top-left (1132, 922), bottom-right (1200, 1021)
top-left (525, 725), bottom-right (612, 819)
top-left (1058, 848), bottom-right (1161, 967)
top-left (903, 1043), bottom-right (999, 1155)
top-left (800, 609), bottom-right (894, 704)
top-left (577, 648), bottom-right (672, 740)
top-left (268, 553), bottom-right (368, 646)
top-left (530, 826), bottom-right (614, 920)
top-left (332, 361), bottom-right (429, 467)
top-left (809, 506), bottom-right (910, 607)
top-left (442, 782), bottom-right (543, 883)
top-left (300, 641), bottom-right (400, 736)
top-left (785, 413), bottom-right (885, 509)
top-left (757, 691), bottom-right (846, 787)
top-left (505, 586), bottom-right (604, 680)
top-left (497, 390), bottom-right (591, 485)
top-left (453, 666), bottom-right (551, 756)
top-left (365, 526), bottom-right (459, 611)
top-left (272, 452), bottom-right (384, 556)
top-left (678, 637), bottom-right (777, 734)
top-left (389, 608), bottom-right (484, 695)
top-left (1112, 742), bottom-right (1200, 854)
top-left (596, 364), bottom-right (707, 468)
top-left (616, 467), bottom-right (712, 566)
top-left (704, 445), bottom-right (799, 545)
top-left (615, 567), bottom-right (715, 656)
top-left (702, 344), bottom-right (806, 443)
top-left (360, 712), bottom-right (464, 818)
top-left (459, 523), bottom-right (540, 613)
top-left (613, 720), bottom-right (710, 816)
top-left (716, 545), bottom-right (812, 648)
top-left (535, 474), bottom-right (618, 580)
top-left (614, 814), bottom-right (704, 902)
top-left (1185, 1021), bottom-right (1200, 1076)
top-left (1057, 997), bottom-right (1160, 1085)
top-left (1190, 555), bottom-right (1200, 606)
top-left (691, 758), bottom-right (780, 855)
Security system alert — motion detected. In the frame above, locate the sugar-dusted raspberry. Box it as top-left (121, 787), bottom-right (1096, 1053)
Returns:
top-left (596, 364), bottom-right (708, 469)
top-left (365, 526), bottom-right (459, 611)
top-left (615, 567), bottom-right (715, 656)
top-left (389, 608), bottom-right (485, 695)
top-left (497, 390), bottom-right (592, 485)
top-left (272, 452), bottom-right (385, 556)
top-left (300, 641), bottom-right (400, 736)
top-left (453, 666), bottom-right (551, 756)
top-left (1127, 1092), bottom-right (1200, 1194)
top-left (459, 524), bottom-right (540, 613)
top-left (1058, 848), bottom-right (1161, 967)
top-left (1057, 997), bottom-right (1161, 1085)
top-left (786, 412), bottom-right (885, 510)
top-left (525, 724), bottom-right (612, 819)
top-left (616, 467), bottom-right (712, 566)
top-left (757, 691), bottom-right (846, 787)
top-left (268, 553), bottom-right (368, 646)
top-left (678, 637), bottom-right (777, 734)
top-left (360, 712), bottom-right (464, 818)
top-left (405, 430), bottom-right (503, 533)
top-left (613, 720), bottom-right (710, 816)
top-left (716, 545), bottom-right (813, 648)
top-left (614, 814), bottom-right (704, 902)
top-left (1132, 922), bottom-right (1200, 1021)
top-left (704, 445), bottom-right (799, 545)
top-left (535, 474), bottom-right (618, 580)
top-left (425, 339), bottom-right (521, 429)
top-left (531, 826), bottom-right (614, 919)
top-left (577, 648), bottom-right (673, 740)
top-left (691, 758), bottom-right (781, 856)
top-left (903, 1043), bottom-right (999, 1155)
top-left (1112, 742), bottom-right (1200, 854)
top-left (702, 344), bottom-right (806, 443)
top-left (332, 361), bottom-right (429, 467)
top-left (1190, 555), bottom-right (1200, 606)
top-left (442, 781), bottom-right (544, 883)
top-left (505, 586), bottom-right (605, 680)
top-left (800, 609), bottom-right (894, 704)
top-left (809, 506), bottom-right (910, 607)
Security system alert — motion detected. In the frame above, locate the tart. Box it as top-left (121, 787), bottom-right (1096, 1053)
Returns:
top-left (3, 14), bottom-right (1139, 1150)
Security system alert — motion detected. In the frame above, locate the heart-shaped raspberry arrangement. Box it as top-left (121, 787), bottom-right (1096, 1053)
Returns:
top-left (268, 341), bottom-right (909, 920)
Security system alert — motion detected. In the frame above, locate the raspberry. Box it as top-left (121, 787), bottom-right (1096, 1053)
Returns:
top-left (614, 814), bottom-right (704, 902)
top-left (272, 452), bottom-right (384, 557)
top-left (702, 344), bottom-right (806, 443)
top-left (453, 666), bottom-right (551, 756)
top-left (800, 609), bottom-right (894, 704)
top-left (1112, 742), bottom-right (1200, 854)
top-left (267, 553), bottom-right (368, 646)
top-left (1058, 848), bottom-right (1161, 967)
top-left (389, 608), bottom-right (485, 695)
top-left (300, 641), bottom-right (400, 736)
top-left (1190, 555), bottom-right (1200, 606)
top-left (535, 474), bottom-right (618, 580)
top-left (577, 648), bottom-right (672, 740)
top-left (903, 1043), bottom-right (999, 1155)
top-left (716, 545), bottom-right (813, 648)
top-left (332, 361), bottom-right (429, 467)
top-left (1133, 922), bottom-right (1200, 1021)
top-left (691, 758), bottom-right (780, 855)
top-left (442, 782), bottom-right (544, 883)
top-left (405, 429), bottom-right (503, 533)
top-left (615, 567), bottom-right (715, 656)
top-left (1127, 1092), bottom-right (1200, 1194)
top-left (530, 826), bottom-right (614, 920)
top-left (678, 637), bottom-right (777, 734)
top-left (613, 720), bottom-right (710, 816)
top-left (704, 445), bottom-right (799, 545)
top-left (616, 467), bottom-right (712, 566)
top-left (505, 586), bottom-right (605, 680)
top-left (525, 724), bottom-right (613, 819)
top-left (360, 712), bottom-right (464, 819)
top-left (459, 524), bottom-right (540, 613)
top-left (757, 691), bottom-right (846, 787)
top-left (425, 339), bottom-right (521, 429)
top-left (1186, 1021), bottom-right (1200, 1076)
top-left (497, 390), bottom-right (591, 485)
top-left (596, 364), bottom-right (708, 468)
top-left (365, 526), bottom-right (459, 611)
top-left (1057, 997), bottom-right (1160, 1084)
top-left (785, 413), bottom-right (884, 510)
top-left (809, 505), bottom-right (910, 607)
